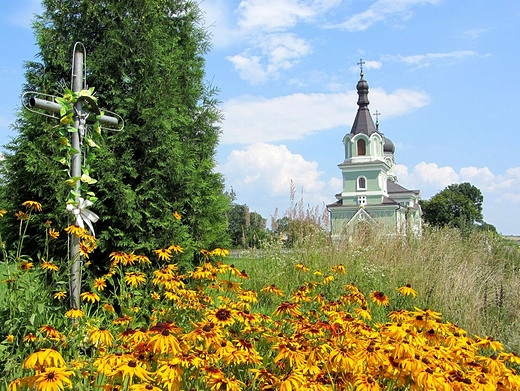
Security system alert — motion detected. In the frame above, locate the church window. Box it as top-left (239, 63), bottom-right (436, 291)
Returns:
top-left (357, 139), bottom-right (366, 156)
top-left (358, 196), bottom-right (367, 206)
top-left (357, 176), bottom-right (367, 190)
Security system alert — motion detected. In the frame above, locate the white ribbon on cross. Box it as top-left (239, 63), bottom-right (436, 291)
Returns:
top-left (66, 197), bottom-right (99, 236)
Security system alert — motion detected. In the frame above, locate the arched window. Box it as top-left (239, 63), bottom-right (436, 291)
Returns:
top-left (357, 176), bottom-right (366, 190)
top-left (357, 139), bottom-right (366, 156)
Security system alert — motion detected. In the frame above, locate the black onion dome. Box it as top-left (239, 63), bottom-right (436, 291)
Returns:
top-left (384, 137), bottom-right (395, 153)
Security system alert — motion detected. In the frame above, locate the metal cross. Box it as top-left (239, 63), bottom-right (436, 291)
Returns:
top-left (23, 42), bottom-right (123, 309)
top-left (374, 110), bottom-right (381, 126)
top-left (357, 58), bottom-right (365, 77)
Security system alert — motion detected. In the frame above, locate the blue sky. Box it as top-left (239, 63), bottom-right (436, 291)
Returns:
top-left (1, 0), bottom-right (520, 234)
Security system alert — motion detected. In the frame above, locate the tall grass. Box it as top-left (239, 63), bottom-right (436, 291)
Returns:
top-left (232, 227), bottom-right (520, 352)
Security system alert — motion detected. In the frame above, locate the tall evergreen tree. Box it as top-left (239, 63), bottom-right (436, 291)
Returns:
top-left (0, 0), bottom-right (230, 264)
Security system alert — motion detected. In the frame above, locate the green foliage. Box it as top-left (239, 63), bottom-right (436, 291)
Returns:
top-left (226, 203), bottom-right (268, 248)
top-left (0, 0), bottom-right (230, 264)
top-left (420, 182), bottom-right (486, 230)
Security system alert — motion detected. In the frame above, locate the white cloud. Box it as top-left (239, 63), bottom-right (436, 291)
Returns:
top-left (220, 143), bottom-right (330, 217)
top-left (385, 51), bottom-right (490, 68)
top-left (227, 33), bottom-right (312, 84)
top-left (236, 0), bottom-right (341, 32)
top-left (348, 60), bottom-right (382, 74)
top-left (394, 162), bottom-right (520, 232)
top-left (461, 28), bottom-right (489, 41)
top-left (333, 0), bottom-right (440, 31)
top-left (220, 88), bottom-right (429, 144)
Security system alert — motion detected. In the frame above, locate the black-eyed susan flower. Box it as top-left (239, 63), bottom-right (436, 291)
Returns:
top-left (48, 228), bottom-right (60, 239)
top-left (109, 359), bottom-right (153, 384)
top-left (147, 328), bottom-right (182, 355)
top-left (0, 209), bottom-right (7, 217)
top-left (210, 248), bottom-right (229, 257)
top-left (155, 362), bottom-right (183, 391)
top-left (38, 325), bottom-right (61, 341)
top-left (109, 251), bottom-right (132, 266)
top-left (19, 261), bottom-right (33, 270)
top-left (64, 224), bottom-right (87, 237)
top-left (93, 278), bottom-right (107, 291)
top-left (64, 308), bottom-right (85, 319)
top-left (53, 291), bottom-right (67, 300)
top-left (261, 284), bottom-right (284, 297)
top-left (23, 333), bottom-right (37, 343)
top-left (353, 373), bottom-right (381, 391)
top-left (32, 367), bottom-right (73, 391)
top-left (6, 334), bottom-right (14, 343)
top-left (168, 244), bottom-right (183, 254)
top-left (295, 262), bottom-right (310, 272)
top-left (369, 291), bottom-right (389, 306)
top-left (274, 302), bottom-right (301, 317)
top-left (80, 291), bottom-right (100, 304)
top-left (154, 248), bottom-right (172, 261)
top-left (15, 210), bottom-right (29, 220)
top-left (125, 271), bottom-right (146, 288)
top-left (113, 316), bottom-right (133, 326)
top-left (205, 307), bottom-right (235, 327)
top-left (23, 348), bottom-right (66, 369)
top-left (89, 327), bottom-right (114, 347)
top-left (173, 211), bottom-right (182, 220)
top-left (22, 200), bottom-right (42, 212)
top-left (41, 260), bottom-right (59, 272)
top-left (102, 303), bottom-right (115, 313)
top-left (397, 284), bottom-right (418, 298)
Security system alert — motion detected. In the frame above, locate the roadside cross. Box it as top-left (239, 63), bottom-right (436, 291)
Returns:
top-left (23, 42), bottom-right (123, 308)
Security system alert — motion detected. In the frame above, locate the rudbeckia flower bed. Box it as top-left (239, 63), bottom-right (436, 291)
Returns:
top-left (1, 203), bottom-right (520, 390)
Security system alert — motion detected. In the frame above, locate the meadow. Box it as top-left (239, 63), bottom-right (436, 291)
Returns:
top-left (1, 201), bottom-right (520, 390)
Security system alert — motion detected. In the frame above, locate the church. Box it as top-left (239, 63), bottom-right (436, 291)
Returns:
top-left (328, 64), bottom-right (422, 239)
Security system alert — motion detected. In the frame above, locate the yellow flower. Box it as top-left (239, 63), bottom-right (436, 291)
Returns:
top-left (80, 291), bottom-right (100, 303)
top-left (20, 261), bottom-right (33, 270)
top-left (168, 244), bottom-right (183, 254)
top-left (22, 200), bottom-right (42, 212)
top-left (210, 248), bottom-right (229, 257)
top-left (103, 303), bottom-right (115, 312)
top-left (41, 260), bottom-right (59, 272)
top-left (53, 291), bottom-right (67, 300)
top-left (89, 327), bottom-right (114, 347)
top-left (38, 325), bottom-right (61, 340)
top-left (65, 308), bottom-right (85, 319)
top-left (147, 329), bottom-right (181, 354)
top-left (173, 211), bottom-right (182, 220)
top-left (369, 291), bottom-right (389, 306)
top-left (353, 374), bottom-right (381, 391)
top-left (32, 367), bottom-right (73, 391)
top-left (151, 292), bottom-right (161, 300)
top-left (15, 210), bottom-right (29, 220)
top-left (110, 360), bottom-right (153, 384)
top-left (154, 248), bottom-right (172, 261)
top-left (64, 225), bottom-right (88, 237)
top-left (125, 271), bottom-right (147, 288)
top-left (48, 228), bottom-right (60, 239)
top-left (93, 278), bottom-right (107, 291)
top-left (397, 284), bottom-right (418, 297)
top-left (23, 333), bottom-right (37, 343)
top-left (261, 284), bottom-right (285, 297)
top-left (6, 334), bottom-right (14, 343)
top-left (0, 209), bottom-right (7, 217)
top-left (24, 348), bottom-right (66, 369)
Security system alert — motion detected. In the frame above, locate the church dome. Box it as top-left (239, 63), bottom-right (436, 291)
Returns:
top-left (384, 137), bottom-right (395, 153)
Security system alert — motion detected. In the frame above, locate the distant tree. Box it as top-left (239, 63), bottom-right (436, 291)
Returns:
top-left (226, 204), bottom-right (267, 248)
top-left (420, 182), bottom-right (484, 229)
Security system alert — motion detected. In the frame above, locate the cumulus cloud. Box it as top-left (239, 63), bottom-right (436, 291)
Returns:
top-left (220, 88), bottom-right (429, 144)
top-left (219, 143), bottom-right (335, 218)
top-left (236, 0), bottom-right (341, 32)
top-left (227, 33), bottom-right (312, 84)
top-left (333, 0), bottom-right (440, 31)
top-left (394, 162), bottom-right (520, 232)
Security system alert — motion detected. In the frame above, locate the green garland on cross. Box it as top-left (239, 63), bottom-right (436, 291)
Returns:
top-left (55, 87), bottom-right (103, 206)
